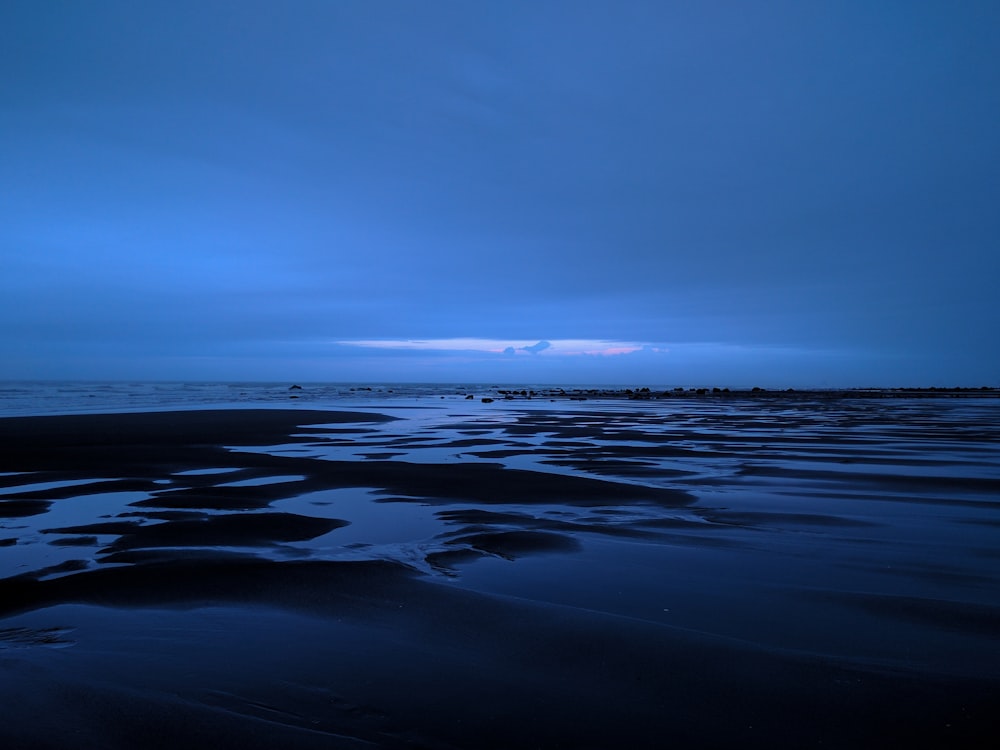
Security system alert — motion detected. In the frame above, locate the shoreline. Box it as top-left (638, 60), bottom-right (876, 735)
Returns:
top-left (1, 404), bottom-right (998, 747)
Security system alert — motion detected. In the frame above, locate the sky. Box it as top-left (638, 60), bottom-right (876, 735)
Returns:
top-left (2, 1), bottom-right (998, 387)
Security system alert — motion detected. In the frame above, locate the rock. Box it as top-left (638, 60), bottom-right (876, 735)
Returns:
top-left (481, 398), bottom-right (494, 403)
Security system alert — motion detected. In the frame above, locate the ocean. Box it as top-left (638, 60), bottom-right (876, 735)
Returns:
top-left (0, 380), bottom-right (531, 416)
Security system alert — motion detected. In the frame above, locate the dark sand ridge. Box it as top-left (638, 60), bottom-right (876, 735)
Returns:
top-left (0, 409), bottom-right (695, 505)
top-left (0, 410), bottom-right (699, 570)
top-left (0, 407), bottom-right (998, 748)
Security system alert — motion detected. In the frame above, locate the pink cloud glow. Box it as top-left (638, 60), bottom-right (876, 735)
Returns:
top-left (336, 339), bottom-right (663, 357)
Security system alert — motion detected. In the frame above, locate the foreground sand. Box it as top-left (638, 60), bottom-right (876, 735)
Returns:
top-left (1, 404), bottom-right (998, 748)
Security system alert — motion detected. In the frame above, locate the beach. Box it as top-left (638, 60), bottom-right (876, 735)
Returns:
top-left (1, 398), bottom-right (998, 748)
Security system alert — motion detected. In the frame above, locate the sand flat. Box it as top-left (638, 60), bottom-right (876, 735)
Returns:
top-left (0, 403), bottom-right (998, 747)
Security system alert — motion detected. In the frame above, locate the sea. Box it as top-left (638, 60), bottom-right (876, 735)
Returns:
top-left (3, 379), bottom-right (991, 418)
top-left (0, 380), bottom-right (552, 417)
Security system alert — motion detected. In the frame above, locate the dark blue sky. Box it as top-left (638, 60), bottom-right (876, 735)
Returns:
top-left (3, 1), bottom-right (998, 386)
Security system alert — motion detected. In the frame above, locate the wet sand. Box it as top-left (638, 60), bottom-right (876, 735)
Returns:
top-left (1, 403), bottom-right (998, 748)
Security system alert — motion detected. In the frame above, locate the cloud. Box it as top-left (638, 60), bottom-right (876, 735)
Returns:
top-left (520, 340), bottom-right (551, 354)
top-left (337, 339), bottom-right (510, 353)
top-left (335, 338), bottom-right (650, 357)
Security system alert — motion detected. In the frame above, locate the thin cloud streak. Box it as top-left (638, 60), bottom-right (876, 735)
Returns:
top-left (336, 339), bottom-right (657, 357)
